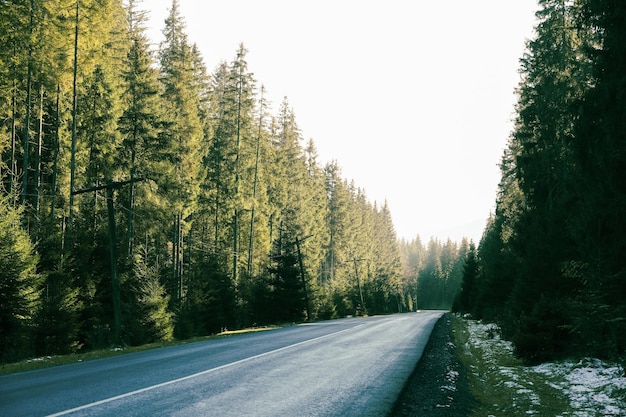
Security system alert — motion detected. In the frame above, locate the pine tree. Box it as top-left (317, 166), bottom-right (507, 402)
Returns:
top-left (203, 45), bottom-right (256, 280)
top-left (159, 0), bottom-right (205, 305)
top-left (371, 201), bottom-right (404, 313)
top-left (119, 0), bottom-right (169, 259)
top-left (570, 0), bottom-right (626, 358)
top-left (511, 0), bottom-right (588, 311)
top-left (34, 269), bottom-right (81, 356)
top-left (452, 242), bottom-right (479, 314)
top-left (323, 162), bottom-right (353, 315)
top-left (458, 0), bottom-right (626, 362)
top-left (127, 245), bottom-right (173, 344)
top-left (399, 235), bottom-right (425, 310)
top-left (502, 0), bottom-right (592, 361)
top-left (0, 194), bottom-right (42, 363)
top-left (268, 239), bottom-right (307, 323)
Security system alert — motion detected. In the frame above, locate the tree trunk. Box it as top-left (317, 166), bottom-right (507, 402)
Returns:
top-left (34, 83), bottom-right (44, 216)
top-left (50, 84), bottom-right (61, 220)
top-left (68, 1), bottom-right (79, 228)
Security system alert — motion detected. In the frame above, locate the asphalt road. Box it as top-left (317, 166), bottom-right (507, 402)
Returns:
top-left (1, 311), bottom-right (444, 417)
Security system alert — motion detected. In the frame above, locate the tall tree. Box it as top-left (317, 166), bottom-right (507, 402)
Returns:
top-left (452, 242), bottom-right (479, 314)
top-left (569, 0), bottom-right (626, 358)
top-left (204, 44), bottom-right (257, 280)
top-left (457, 0), bottom-right (626, 362)
top-left (399, 235), bottom-right (425, 310)
top-left (119, 0), bottom-right (169, 258)
top-left (370, 201), bottom-right (404, 313)
top-left (159, 0), bottom-right (205, 304)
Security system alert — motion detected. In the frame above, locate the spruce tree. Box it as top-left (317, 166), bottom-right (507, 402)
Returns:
top-left (159, 0), bottom-right (205, 305)
top-left (570, 0), bottom-right (626, 358)
top-left (203, 45), bottom-right (256, 280)
top-left (452, 242), bottom-right (479, 315)
top-left (119, 0), bottom-right (169, 258)
top-left (0, 194), bottom-right (42, 363)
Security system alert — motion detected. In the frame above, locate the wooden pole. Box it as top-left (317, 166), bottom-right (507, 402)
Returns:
top-left (106, 182), bottom-right (122, 346)
top-left (73, 177), bottom-right (146, 346)
top-left (295, 236), bottom-right (311, 321)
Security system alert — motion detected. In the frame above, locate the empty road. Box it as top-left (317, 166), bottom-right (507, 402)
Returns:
top-left (1, 312), bottom-right (444, 417)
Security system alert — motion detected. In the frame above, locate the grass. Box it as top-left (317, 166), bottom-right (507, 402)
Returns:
top-left (451, 315), bottom-right (572, 416)
top-left (0, 326), bottom-right (278, 376)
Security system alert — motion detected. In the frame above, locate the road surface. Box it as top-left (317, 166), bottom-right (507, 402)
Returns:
top-left (0, 312), bottom-right (444, 417)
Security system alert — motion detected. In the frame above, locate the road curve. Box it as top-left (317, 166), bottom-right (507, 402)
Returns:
top-left (0, 311), bottom-right (444, 417)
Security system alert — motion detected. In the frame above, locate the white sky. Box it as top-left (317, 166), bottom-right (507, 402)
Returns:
top-left (144, 0), bottom-right (539, 243)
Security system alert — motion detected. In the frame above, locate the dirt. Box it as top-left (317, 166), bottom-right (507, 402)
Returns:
top-left (390, 313), bottom-right (478, 417)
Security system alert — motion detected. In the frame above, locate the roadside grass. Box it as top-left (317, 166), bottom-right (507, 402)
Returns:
top-left (451, 315), bottom-right (574, 416)
top-left (452, 315), bottom-right (626, 416)
top-left (0, 326), bottom-right (277, 376)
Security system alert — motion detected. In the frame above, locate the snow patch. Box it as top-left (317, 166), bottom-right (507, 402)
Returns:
top-left (26, 356), bottom-right (53, 363)
top-left (465, 318), bottom-right (626, 416)
top-left (533, 358), bottom-right (626, 416)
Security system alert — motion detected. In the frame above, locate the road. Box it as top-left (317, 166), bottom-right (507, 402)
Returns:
top-left (1, 312), bottom-right (444, 417)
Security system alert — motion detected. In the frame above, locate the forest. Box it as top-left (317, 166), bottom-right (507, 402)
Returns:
top-left (0, 0), bottom-right (471, 364)
top-left (454, 0), bottom-right (626, 364)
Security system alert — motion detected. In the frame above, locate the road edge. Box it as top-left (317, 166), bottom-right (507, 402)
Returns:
top-left (390, 312), bottom-right (478, 416)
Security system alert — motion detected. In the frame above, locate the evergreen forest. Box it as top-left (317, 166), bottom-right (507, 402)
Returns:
top-left (4, 0), bottom-right (623, 369)
top-left (0, 0), bottom-right (473, 364)
top-left (454, 0), bottom-right (626, 364)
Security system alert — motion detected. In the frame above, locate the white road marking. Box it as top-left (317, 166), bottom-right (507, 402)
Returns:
top-left (45, 323), bottom-right (366, 417)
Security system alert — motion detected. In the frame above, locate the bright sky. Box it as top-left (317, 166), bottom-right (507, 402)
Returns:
top-left (145, 0), bottom-right (539, 243)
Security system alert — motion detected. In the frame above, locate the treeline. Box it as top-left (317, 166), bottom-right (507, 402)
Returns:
top-left (0, 0), bottom-right (409, 364)
top-left (400, 236), bottom-right (472, 310)
top-left (454, 0), bottom-right (626, 363)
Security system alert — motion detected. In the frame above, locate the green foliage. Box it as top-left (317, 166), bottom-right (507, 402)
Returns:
top-left (267, 241), bottom-right (307, 323)
top-left (127, 246), bottom-right (173, 345)
top-left (34, 269), bottom-right (82, 356)
top-left (0, 0), bottom-right (415, 364)
top-left (185, 256), bottom-right (236, 336)
top-left (0, 194), bottom-right (42, 363)
top-left (456, 0), bottom-right (626, 362)
top-left (452, 243), bottom-right (479, 314)
top-left (237, 271), bottom-right (272, 326)
top-left (401, 237), bottom-right (470, 311)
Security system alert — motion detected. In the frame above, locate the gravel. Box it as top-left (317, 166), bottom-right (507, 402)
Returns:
top-left (390, 313), bottom-right (478, 417)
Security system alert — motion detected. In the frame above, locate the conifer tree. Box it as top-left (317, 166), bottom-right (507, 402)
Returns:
top-left (204, 45), bottom-right (256, 280)
top-left (34, 269), bottom-right (81, 356)
top-left (323, 163), bottom-right (354, 315)
top-left (159, 0), bottom-right (205, 304)
top-left (399, 235), bottom-right (425, 310)
top-left (263, 98), bottom-right (325, 316)
top-left (372, 201), bottom-right (404, 312)
top-left (127, 245), bottom-right (174, 344)
top-left (569, 0), bottom-right (626, 358)
top-left (452, 242), bottom-right (479, 314)
top-left (119, 0), bottom-right (169, 259)
top-left (456, 0), bottom-right (626, 362)
top-left (0, 194), bottom-right (42, 363)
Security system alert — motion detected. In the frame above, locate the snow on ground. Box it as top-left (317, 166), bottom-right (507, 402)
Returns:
top-left (533, 358), bottom-right (626, 416)
top-left (464, 319), bottom-right (626, 416)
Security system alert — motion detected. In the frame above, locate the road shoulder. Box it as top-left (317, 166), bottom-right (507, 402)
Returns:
top-left (390, 312), bottom-right (478, 416)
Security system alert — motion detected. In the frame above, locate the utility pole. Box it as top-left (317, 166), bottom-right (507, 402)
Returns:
top-left (352, 257), bottom-right (367, 316)
top-left (233, 53), bottom-right (244, 284)
top-left (248, 86), bottom-right (264, 275)
top-left (295, 236), bottom-right (312, 321)
top-left (68, 1), bottom-right (79, 227)
top-left (21, 0), bottom-right (34, 207)
top-left (72, 177), bottom-right (145, 346)
top-left (272, 230), bottom-right (313, 321)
